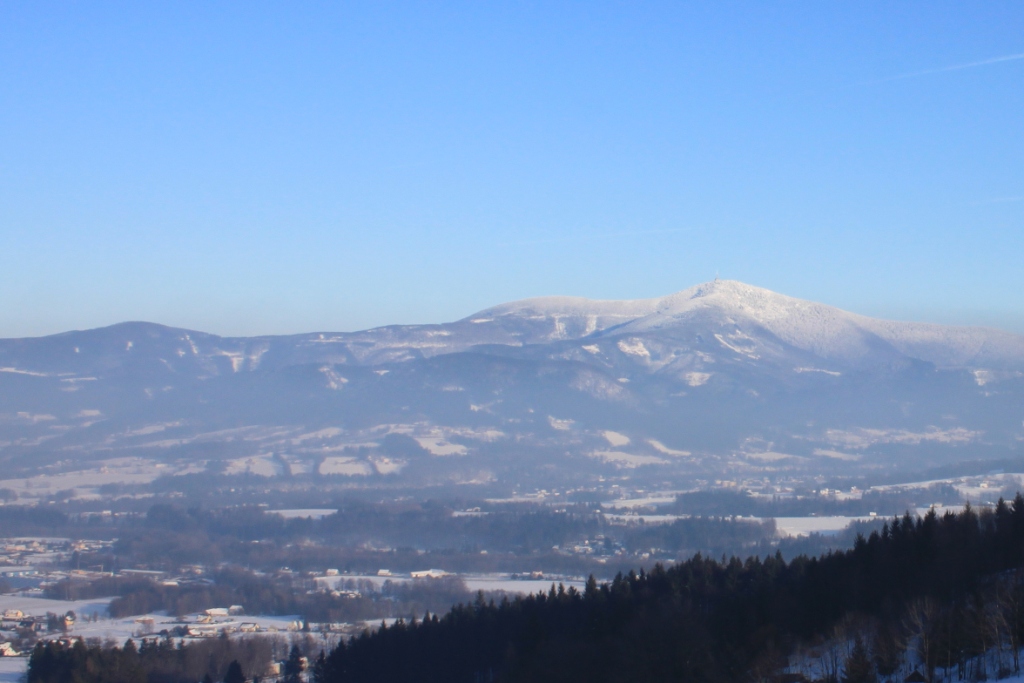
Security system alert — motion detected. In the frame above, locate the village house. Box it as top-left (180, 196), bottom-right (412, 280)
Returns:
top-left (186, 626), bottom-right (219, 638)
top-left (410, 569), bottom-right (449, 579)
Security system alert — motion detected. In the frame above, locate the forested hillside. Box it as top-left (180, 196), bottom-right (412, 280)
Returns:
top-left (319, 499), bottom-right (1024, 682)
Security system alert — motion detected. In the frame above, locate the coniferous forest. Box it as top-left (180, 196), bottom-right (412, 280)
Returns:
top-left (29, 498), bottom-right (1024, 683)
top-left (316, 499), bottom-right (1024, 683)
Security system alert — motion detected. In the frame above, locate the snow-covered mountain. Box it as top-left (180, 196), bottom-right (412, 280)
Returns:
top-left (5, 280), bottom-right (1022, 376)
top-left (1, 281), bottom-right (1022, 497)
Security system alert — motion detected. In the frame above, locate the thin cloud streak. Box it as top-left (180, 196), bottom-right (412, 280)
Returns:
top-left (498, 227), bottom-right (690, 247)
top-left (969, 196), bottom-right (1024, 206)
top-left (874, 52), bottom-right (1024, 83)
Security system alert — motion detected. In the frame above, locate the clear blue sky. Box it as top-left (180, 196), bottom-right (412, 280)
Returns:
top-left (2, 2), bottom-right (1022, 337)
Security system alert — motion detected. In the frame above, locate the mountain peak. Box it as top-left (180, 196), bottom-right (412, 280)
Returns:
top-left (472, 280), bottom-right (789, 320)
top-left (682, 278), bottom-right (759, 296)
top-left (466, 281), bottom-right (1024, 369)
top-left (660, 279), bottom-right (788, 308)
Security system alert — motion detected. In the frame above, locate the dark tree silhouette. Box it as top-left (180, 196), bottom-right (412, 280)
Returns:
top-left (284, 644), bottom-right (304, 683)
top-left (844, 636), bottom-right (876, 683)
top-left (224, 660), bottom-right (245, 683)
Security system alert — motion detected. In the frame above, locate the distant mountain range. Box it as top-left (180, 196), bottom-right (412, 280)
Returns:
top-left (2, 280), bottom-right (1022, 500)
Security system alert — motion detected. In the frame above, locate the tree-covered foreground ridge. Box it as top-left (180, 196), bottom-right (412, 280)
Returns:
top-left (31, 498), bottom-right (1024, 683)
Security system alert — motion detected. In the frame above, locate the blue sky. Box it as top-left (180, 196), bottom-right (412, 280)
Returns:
top-left (2, 2), bottom-right (1022, 337)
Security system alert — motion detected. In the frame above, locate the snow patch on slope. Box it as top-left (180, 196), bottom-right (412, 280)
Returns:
top-left (685, 372), bottom-right (711, 386)
top-left (824, 426), bottom-right (980, 449)
top-left (647, 439), bottom-right (691, 457)
top-left (589, 450), bottom-right (667, 468)
top-left (319, 457), bottom-right (373, 476)
top-left (617, 339), bottom-right (650, 359)
top-left (602, 430), bottom-right (630, 447)
top-left (416, 437), bottom-right (468, 456)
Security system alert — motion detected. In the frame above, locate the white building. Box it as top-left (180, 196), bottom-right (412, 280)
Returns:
top-left (410, 569), bottom-right (450, 579)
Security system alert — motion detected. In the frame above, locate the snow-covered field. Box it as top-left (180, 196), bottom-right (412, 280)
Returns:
top-left (314, 573), bottom-right (585, 595)
top-left (602, 495), bottom-right (681, 509)
top-left (0, 591), bottom-right (362, 680)
top-left (0, 458), bottom-right (196, 502)
top-left (773, 516), bottom-right (875, 538)
top-left (224, 454), bottom-right (281, 477)
top-left (0, 656), bottom-right (27, 683)
top-left (318, 457), bottom-right (372, 476)
top-left (876, 474), bottom-right (1024, 503)
top-left (604, 513), bottom-right (684, 525)
top-left (0, 594), bottom-right (319, 682)
top-left (268, 508), bottom-right (338, 520)
top-left (0, 595), bottom-right (112, 620)
top-left (0, 595), bottom-right (308, 638)
top-left (463, 577), bottom-right (586, 594)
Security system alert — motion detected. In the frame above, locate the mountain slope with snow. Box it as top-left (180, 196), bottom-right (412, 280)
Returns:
top-left (1, 281), bottom-right (1022, 495)
top-left (2, 280), bottom-right (1021, 377)
top-left (474, 280), bottom-right (1024, 370)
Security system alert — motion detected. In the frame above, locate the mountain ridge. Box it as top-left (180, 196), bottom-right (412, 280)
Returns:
top-left (1, 280), bottom-right (1022, 496)
top-left (3, 280), bottom-right (1022, 375)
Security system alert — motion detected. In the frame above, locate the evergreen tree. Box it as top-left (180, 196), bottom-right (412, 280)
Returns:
top-left (844, 636), bottom-right (876, 683)
top-left (312, 650), bottom-right (327, 683)
top-left (284, 644), bottom-right (304, 683)
top-left (224, 660), bottom-right (245, 683)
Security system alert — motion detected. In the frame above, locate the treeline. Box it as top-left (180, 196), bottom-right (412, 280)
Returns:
top-left (2, 499), bottom-right (820, 559)
top-left (313, 498), bottom-right (1024, 683)
top-left (69, 503), bottom-right (803, 575)
top-left (49, 567), bottom-right (478, 624)
top-left (0, 505), bottom-right (72, 536)
top-left (625, 515), bottom-right (775, 556)
top-left (6, 499), bottom-right (890, 579)
top-left (668, 485), bottom-right (962, 518)
top-left (27, 635), bottom-right (280, 683)
top-left (132, 502), bottom-right (603, 553)
top-left (105, 572), bottom-right (475, 624)
top-left (45, 576), bottom-right (156, 602)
